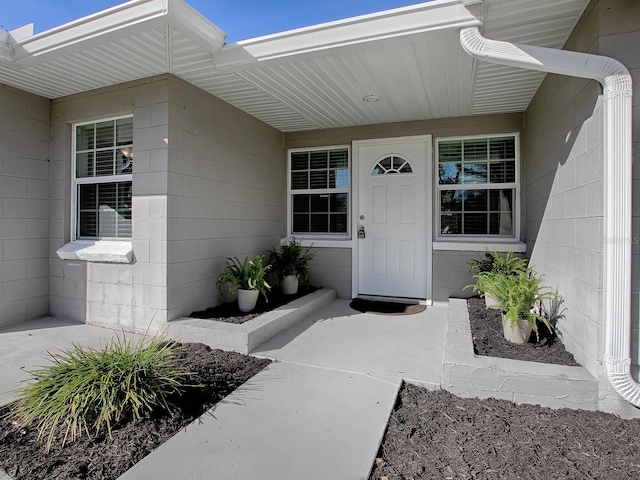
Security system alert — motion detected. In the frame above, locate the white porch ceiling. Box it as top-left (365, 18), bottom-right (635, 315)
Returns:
top-left (0, 0), bottom-right (591, 133)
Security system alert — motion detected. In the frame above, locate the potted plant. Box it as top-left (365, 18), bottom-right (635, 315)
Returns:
top-left (268, 238), bottom-right (316, 295)
top-left (481, 270), bottom-right (556, 344)
top-left (467, 249), bottom-right (528, 308)
top-left (216, 255), bottom-right (271, 312)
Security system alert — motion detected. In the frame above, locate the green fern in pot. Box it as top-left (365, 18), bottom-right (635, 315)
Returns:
top-left (216, 255), bottom-right (271, 312)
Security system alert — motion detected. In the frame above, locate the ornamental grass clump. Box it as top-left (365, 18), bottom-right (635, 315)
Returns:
top-left (9, 334), bottom-right (194, 452)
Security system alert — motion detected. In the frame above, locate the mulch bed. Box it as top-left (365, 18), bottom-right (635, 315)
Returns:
top-left (0, 343), bottom-right (270, 480)
top-left (467, 297), bottom-right (579, 366)
top-left (370, 298), bottom-right (640, 479)
top-left (371, 383), bottom-right (640, 480)
top-left (189, 285), bottom-right (318, 324)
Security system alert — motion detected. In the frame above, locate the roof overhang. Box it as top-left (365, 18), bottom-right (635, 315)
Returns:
top-left (0, 0), bottom-right (591, 133)
top-left (4, 0), bottom-right (225, 66)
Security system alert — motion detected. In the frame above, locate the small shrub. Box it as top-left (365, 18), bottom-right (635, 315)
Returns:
top-left (8, 334), bottom-right (194, 452)
top-left (268, 237), bottom-right (316, 284)
top-left (216, 255), bottom-right (271, 301)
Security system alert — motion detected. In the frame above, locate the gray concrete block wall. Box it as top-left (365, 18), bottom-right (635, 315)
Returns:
top-left (307, 247), bottom-right (352, 298)
top-left (164, 77), bottom-right (285, 319)
top-left (432, 251), bottom-right (478, 303)
top-left (0, 84), bottom-right (50, 327)
top-left (524, 0), bottom-right (640, 389)
top-left (50, 76), bottom-right (171, 329)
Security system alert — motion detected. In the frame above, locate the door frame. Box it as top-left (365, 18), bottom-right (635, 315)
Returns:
top-left (351, 135), bottom-right (433, 304)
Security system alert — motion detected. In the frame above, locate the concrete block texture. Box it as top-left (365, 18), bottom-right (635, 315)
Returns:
top-left (46, 75), bottom-right (286, 327)
top-left (0, 83), bottom-right (50, 327)
top-left (524, 0), bottom-right (640, 389)
top-left (163, 76), bottom-right (284, 320)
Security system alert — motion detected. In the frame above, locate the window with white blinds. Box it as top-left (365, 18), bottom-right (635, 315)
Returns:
top-left (437, 135), bottom-right (518, 237)
top-left (288, 146), bottom-right (350, 236)
top-left (73, 116), bottom-right (133, 239)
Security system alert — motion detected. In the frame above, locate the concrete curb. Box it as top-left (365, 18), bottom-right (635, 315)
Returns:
top-left (166, 288), bottom-right (336, 353)
top-left (442, 298), bottom-right (599, 410)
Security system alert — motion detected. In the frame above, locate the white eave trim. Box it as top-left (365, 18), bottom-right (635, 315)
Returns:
top-left (11, 0), bottom-right (225, 66)
top-left (215, 0), bottom-right (480, 68)
top-left (460, 27), bottom-right (638, 408)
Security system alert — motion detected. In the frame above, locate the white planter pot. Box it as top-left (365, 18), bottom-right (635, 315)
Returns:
top-left (484, 292), bottom-right (500, 309)
top-left (282, 275), bottom-right (299, 295)
top-left (502, 313), bottom-right (533, 344)
top-left (237, 288), bottom-right (260, 312)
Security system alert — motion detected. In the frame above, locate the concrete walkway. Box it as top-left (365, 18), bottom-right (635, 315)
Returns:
top-left (0, 300), bottom-right (448, 480)
top-left (121, 299), bottom-right (448, 480)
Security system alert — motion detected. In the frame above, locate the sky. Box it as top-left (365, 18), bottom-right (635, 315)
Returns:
top-left (2, 0), bottom-right (425, 43)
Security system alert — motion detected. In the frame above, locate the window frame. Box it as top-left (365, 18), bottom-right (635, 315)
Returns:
top-left (435, 133), bottom-right (520, 242)
top-left (71, 115), bottom-right (133, 242)
top-left (287, 145), bottom-right (351, 239)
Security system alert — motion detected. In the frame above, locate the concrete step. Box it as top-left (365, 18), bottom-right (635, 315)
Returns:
top-left (166, 288), bottom-right (336, 354)
top-left (442, 298), bottom-right (599, 411)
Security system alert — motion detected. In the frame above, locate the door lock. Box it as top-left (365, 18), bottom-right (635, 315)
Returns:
top-left (358, 226), bottom-right (366, 239)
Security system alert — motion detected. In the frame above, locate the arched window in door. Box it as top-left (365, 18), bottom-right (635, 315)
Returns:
top-left (371, 155), bottom-right (413, 175)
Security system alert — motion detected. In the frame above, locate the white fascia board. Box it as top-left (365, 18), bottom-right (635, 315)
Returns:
top-left (12, 0), bottom-right (225, 68)
top-left (14, 0), bottom-right (169, 64)
top-left (168, 0), bottom-right (226, 52)
top-left (217, 0), bottom-right (479, 67)
top-left (0, 25), bottom-right (35, 64)
top-left (16, 0), bottom-right (167, 55)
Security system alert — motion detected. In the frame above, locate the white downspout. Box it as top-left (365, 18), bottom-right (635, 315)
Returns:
top-left (460, 27), bottom-right (638, 408)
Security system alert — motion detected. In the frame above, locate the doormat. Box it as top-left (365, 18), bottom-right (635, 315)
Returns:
top-left (349, 298), bottom-right (426, 316)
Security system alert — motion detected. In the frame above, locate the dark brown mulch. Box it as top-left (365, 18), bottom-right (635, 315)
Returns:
top-left (189, 285), bottom-right (319, 324)
top-left (0, 343), bottom-right (270, 480)
top-left (371, 383), bottom-right (640, 480)
top-left (467, 297), bottom-right (579, 366)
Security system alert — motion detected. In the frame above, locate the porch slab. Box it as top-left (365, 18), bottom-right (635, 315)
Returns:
top-left (166, 288), bottom-right (336, 354)
top-left (442, 298), bottom-right (599, 410)
top-left (253, 298), bottom-right (448, 387)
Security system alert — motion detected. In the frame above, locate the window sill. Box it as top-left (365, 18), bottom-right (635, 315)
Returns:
top-left (282, 237), bottom-right (352, 249)
top-left (56, 241), bottom-right (133, 264)
top-left (433, 240), bottom-right (526, 253)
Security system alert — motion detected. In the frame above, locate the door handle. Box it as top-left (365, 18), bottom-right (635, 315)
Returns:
top-left (358, 226), bottom-right (366, 239)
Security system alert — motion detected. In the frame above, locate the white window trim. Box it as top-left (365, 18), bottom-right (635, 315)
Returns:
top-left (434, 132), bottom-right (521, 243)
top-left (57, 240), bottom-right (133, 263)
top-left (71, 114), bottom-right (133, 242)
top-left (57, 114), bottom-right (134, 264)
top-left (287, 145), bottom-right (351, 245)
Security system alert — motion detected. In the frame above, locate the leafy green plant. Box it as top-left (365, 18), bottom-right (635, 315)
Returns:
top-left (482, 271), bottom-right (557, 341)
top-left (467, 249), bottom-right (528, 276)
top-left (216, 255), bottom-right (271, 301)
top-left (268, 237), bottom-right (316, 284)
top-left (8, 334), bottom-right (194, 452)
top-left (465, 250), bottom-right (530, 307)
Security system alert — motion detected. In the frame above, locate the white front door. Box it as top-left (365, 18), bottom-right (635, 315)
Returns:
top-left (353, 136), bottom-right (432, 301)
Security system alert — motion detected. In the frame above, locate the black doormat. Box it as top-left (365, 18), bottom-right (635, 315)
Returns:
top-left (349, 298), bottom-right (427, 316)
